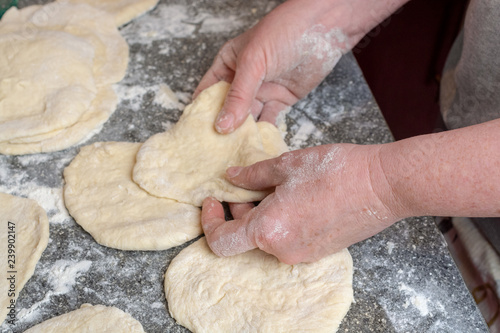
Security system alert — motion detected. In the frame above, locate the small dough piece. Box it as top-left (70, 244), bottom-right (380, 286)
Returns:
top-left (24, 304), bottom-right (145, 332)
top-left (165, 238), bottom-right (353, 333)
top-left (133, 82), bottom-right (289, 206)
top-left (0, 4), bottom-right (128, 154)
top-left (64, 142), bottom-right (202, 251)
top-left (58, 0), bottom-right (160, 26)
top-left (0, 193), bottom-right (49, 324)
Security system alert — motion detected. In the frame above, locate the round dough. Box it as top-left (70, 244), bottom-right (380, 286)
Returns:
top-left (57, 0), bottom-right (160, 26)
top-left (133, 81), bottom-right (289, 206)
top-left (0, 87), bottom-right (117, 155)
top-left (165, 238), bottom-right (353, 333)
top-left (0, 3), bottom-right (128, 154)
top-left (0, 193), bottom-right (49, 324)
top-left (64, 142), bottom-right (202, 251)
top-left (24, 304), bottom-right (145, 332)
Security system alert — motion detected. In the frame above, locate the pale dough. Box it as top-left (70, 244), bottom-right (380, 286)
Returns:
top-left (64, 142), bottom-right (202, 251)
top-left (24, 304), bottom-right (145, 332)
top-left (165, 238), bottom-right (354, 333)
top-left (0, 3), bottom-right (128, 154)
top-left (57, 0), bottom-right (160, 26)
top-left (0, 87), bottom-right (117, 155)
top-left (0, 193), bottom-right (49, 324)
top-left (133, 81), bottom-right (289, 206)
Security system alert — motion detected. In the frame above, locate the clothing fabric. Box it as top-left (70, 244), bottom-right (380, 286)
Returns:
top-left (440, 0), bottom-right (500, 130)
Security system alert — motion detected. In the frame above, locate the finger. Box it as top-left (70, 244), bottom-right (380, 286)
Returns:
top-left (194, 65), bottom-right (235, 99)
top-left (258, 100), bottom-right (290, 124)
top-left (215, 52), bottom-right (265, 134)
top-left (226, 156), bottom-right (287, 190)
top-left (229, 202), bottom-right (255, 220)
top-left (249, 99), bottom-right (264, 120)
top-left (201, 197), bottom-right (256, 257)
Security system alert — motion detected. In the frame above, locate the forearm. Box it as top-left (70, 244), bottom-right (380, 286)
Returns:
top-left (274, 0), bottom-right (411, 50)
top-left (378, 119), bottom-right (500, 218)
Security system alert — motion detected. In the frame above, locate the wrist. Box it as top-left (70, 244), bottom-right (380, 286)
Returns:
top-left (282, 0), bottom-right (410, 50)
top-left (361, 144), bottom-right (412, 222)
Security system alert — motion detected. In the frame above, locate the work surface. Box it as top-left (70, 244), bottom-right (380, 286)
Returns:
top-left (1, 0), bottom-right (488, 332)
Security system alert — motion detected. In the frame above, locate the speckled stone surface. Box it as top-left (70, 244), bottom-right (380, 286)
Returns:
top-left (0, 0), bottom-right (488, 332)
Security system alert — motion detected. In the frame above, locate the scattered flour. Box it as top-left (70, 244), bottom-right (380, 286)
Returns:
top-left (17, 260), bottom-right (92, 321)
top-left (115, 83), bottom-right (188, 112)
top-left (289, 117), bottom-right (323, 149)
top-left (399, 283), bottom-right (430, 316)
top-left (120, 4), bottom-right (246, 45)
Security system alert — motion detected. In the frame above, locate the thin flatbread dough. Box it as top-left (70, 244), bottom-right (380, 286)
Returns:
top-left (64, 142), bottom-right (202, 251)
top-left (133, 81), bottom-right (289, 206)
top-left (165, 238), bottom-right (353, 333)
top-left (0, 87), bottom-right (117, 155)
top-left (0, 193), bottom-right (49, 324)
top-left (58, 0), bottom-right (160, 26)
top-left (0, 4), bottom-right (128, 153)
top-left (24, 304), bottom-right (145, 332)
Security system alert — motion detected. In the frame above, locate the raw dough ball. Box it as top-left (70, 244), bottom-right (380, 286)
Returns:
top-left (24, 304), bottom-right (145, 332)
top-left (133, 81), bottom-right (289, 206)
top-left (165, 238), bottom-right (353, 333)
top-left (64, 142), bottom-right (202, 251)
top-left (0, 3), bottom-right (128, 155)
top-left (57, 0), bottom-right (160, 26)
top-left (0, 193), bottom-right (49, 324)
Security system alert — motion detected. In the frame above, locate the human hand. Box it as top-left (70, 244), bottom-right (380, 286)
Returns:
top-left (194, 0), bottom-right (409, 133)
top-left (194, 1), bottom-right (354, 133)
top-left (201, 144), bottom-right (407, 264)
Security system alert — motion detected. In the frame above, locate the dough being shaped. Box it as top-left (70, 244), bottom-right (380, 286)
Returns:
top-left (64, 142), bottom-right (202, 251)
top-left (133, 81), bottom-right (289, 206)
top-left (165, 238), bottom-right (353, 333)
top-left (57, 0), bottom-right (160, 26)
top-left (0, 193), bottom-right (49, 324)
top-left (0, 4), bottom-right (128, 153)
top-left (24, 304), bottom-right (145, 332)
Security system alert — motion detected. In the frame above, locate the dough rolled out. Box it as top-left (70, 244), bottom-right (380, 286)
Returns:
top-left (133, 81), bottom-right (289, 206)
top-left (0, 3), bottom-right (128, 154)
top-left (57, 0), bottom-right (160, 26)
top-left (24, 304), bottom-right (145, 332)
top-left (64, 142), bottom-right (202, 251)
top-left (0, 193), bottom-right (49, 324)
top-left (165, 237), bottom-right (354, 333)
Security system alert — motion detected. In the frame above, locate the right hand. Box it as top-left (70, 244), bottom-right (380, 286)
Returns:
top-left (194, 0), bottom-right (355, 133)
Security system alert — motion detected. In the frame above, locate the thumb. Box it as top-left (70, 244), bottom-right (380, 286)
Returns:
top-left (226, 155), bottom-right (287, 190)
top-left (215, 54), bottom-right (265, 134)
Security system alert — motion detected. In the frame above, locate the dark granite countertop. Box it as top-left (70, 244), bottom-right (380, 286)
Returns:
top-left (0, 0), bottom-right (488, 332)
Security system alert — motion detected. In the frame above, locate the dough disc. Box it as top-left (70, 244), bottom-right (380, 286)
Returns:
top-left (165, 238), bottom-right (353, 333)
top-left (64, 142), bottom-right (202, 251)
top-left (0, 3), bottom-right (128, 154)
top-left (57, 0), bottom-right (160, 26)
top-left (0, 193), bottom-right (49, 324)
top-left (24, 304), bottom-right (145, 332)
top-left (133, 81), bottom-right (289, 206)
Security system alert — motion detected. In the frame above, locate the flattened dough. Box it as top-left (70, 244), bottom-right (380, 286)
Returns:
top-left (133, 81), bottom-right (289, 206)
top-left (64, 142), bottom-right (202, 251)
top-left (58, 0), bottom-right (160, 26)
top-left (0, 193), bottom-right (49, 324)
top-left (0, 87), bottom-right (117, 155)
top-left (24, 304), bottom-right (145, 332)
top-left (165, 238), bottom-right (353, 333)
top-left (0, 4), bottom-right (128, 154)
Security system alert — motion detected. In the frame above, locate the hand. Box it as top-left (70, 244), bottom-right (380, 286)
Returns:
top-left (201, 144), bottom-right (406, 264)
top-left (194, 0), bottom-right (354, 133)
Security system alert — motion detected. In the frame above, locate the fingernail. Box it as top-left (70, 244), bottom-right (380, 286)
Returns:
top-left (215, 111), bottom-right (234, 133)
top-left (227, 166), bottom-right (242, 178)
